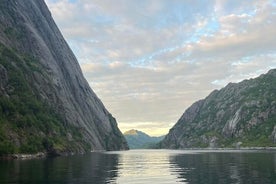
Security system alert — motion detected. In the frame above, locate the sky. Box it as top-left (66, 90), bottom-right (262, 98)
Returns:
top-left (45, 0), bottom-right (276, 136)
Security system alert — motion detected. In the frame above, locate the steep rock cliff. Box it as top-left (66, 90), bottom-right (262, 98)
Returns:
top-left (160, 69), bottom-right (276, 148)
top-left (0, 0), bottom-right (128, 155)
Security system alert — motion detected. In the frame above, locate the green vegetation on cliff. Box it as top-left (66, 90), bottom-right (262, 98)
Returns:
top-left (0, 44), bottom-right (89, 155)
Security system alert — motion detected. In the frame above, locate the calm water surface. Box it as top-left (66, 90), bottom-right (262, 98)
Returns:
top-left (0, 149), bottom-right (275, 184)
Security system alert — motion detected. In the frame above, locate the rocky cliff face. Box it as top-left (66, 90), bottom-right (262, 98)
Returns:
top-left (160, 69), bottom-right (276, 149)
top-left (0, 0), bottom-right (128, 155)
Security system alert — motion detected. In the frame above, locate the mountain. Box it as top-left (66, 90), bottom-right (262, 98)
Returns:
top-left (0, 0), bottom-right (128, 156)
top-left (124, 129), bottom-right (164, 149)
top-left (160, 69), bottom-right (276, 149)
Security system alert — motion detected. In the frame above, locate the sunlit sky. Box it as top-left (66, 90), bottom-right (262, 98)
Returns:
top-left (45, 0), bottom-right (276, 136)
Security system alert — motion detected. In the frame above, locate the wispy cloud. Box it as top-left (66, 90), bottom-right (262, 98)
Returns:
top-left (46, 0), bottom-right (276, 135)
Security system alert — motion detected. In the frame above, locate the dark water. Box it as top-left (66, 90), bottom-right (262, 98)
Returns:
top-left (0, 150), bottom-right (275, 184)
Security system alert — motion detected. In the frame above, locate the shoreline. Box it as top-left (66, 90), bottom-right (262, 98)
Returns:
top-left (0, 152), bottom-right (46, 160)
top-left (179, 147), bottom-right (276, 150)
top-left (1, 147), bottom-right (276, 160)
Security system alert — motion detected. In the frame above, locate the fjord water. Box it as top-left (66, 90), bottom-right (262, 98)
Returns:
top-left (0, 150), bottom-right (275, 184)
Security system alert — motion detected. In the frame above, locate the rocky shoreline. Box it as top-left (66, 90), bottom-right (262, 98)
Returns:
top-left (0, 152), bottom-right (46, 160)
top-left (0, 150), bottom-right (87, 160)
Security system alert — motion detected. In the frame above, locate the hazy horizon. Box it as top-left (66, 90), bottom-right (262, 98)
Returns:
top-left (45, 0), bottom-right (276, 136)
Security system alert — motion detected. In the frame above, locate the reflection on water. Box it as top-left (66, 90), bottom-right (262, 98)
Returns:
top-left (0, 149), bottom-right (275, 184)
top-left (169, 150), bottom-right (276, 184)
top-left (0, 152), bottom-right (119, 183)
top-left (110, 150), bottom-right (184, 183)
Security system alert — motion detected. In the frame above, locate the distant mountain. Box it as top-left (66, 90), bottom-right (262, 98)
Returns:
top-left (124, 130), bottom-right (164, 149)
top-left (0, 0), bottom-right (128, 156)
top-left (160, 69), bottom-right (276, 149)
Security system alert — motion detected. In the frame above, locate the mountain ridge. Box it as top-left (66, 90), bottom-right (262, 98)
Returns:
top-left (160, 69), bottom-right (276, 149)
top-left (124, 129), bottom-right (164, 149)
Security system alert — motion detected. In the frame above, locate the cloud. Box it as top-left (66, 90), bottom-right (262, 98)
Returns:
top-left (45, 0), bottom-right (276, 136)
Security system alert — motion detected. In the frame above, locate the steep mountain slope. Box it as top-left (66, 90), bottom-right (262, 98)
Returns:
top-left (0, 0), bottom-right (128, 155)
top-left (160, 69), bottom-right (276, 149)
top-left (124, 129), bottom-right (164, 149)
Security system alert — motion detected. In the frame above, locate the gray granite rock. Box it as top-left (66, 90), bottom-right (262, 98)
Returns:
top-left (0, 0), bottom-right (128, 153)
